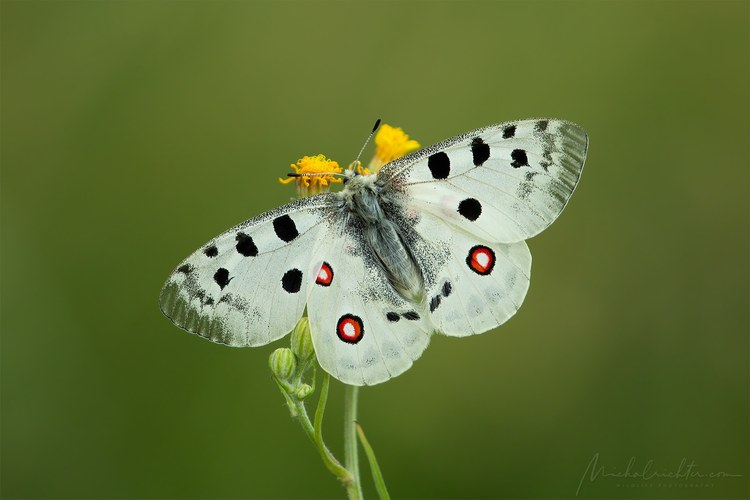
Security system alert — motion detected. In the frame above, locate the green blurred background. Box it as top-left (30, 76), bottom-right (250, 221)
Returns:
top-left (2, 1), bottom-right (747, 498)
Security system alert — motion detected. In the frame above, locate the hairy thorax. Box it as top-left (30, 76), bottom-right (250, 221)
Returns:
top-left (339, 173), bottom-right (425, 305)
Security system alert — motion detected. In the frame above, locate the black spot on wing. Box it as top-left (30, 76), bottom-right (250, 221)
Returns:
top-left (429, 295), bottom-right (442, 312)
top-left (402, 311), bottom-right (420, 321)
top-left (470, 137), bottom-right (490, 166)
top-left (214, 268), bottom-right (231, 290)
top-left (511, 149), bottom-right (529, 168)
top-left (458, 198), bottom-right (482, 221)
top-left (281, 268), bottom-right (303, 293)
top-left (386, 312), bottom-right (400, 322)
top-left (273, 215), bottom-right (299, 242)
top-left (535, 120), bottom-right (549, 132)
top-left (427, 152), bottom-right (450, 179)
top-left (235, 232), bottom-right (258, 257)
top-left (442, 281), bottom-right (453, 297)
top-left (204, 245), bottom-right (218, 258)
top-left (177, 264), bottom-right (193, 274)
top-left (503, 125), bottom-right (516, 139)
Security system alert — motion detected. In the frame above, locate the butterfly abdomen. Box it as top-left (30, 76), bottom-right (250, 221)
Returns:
top-left (364, 220), bottom-right (425, 304)
top-left (342, 175), bottom-right (425, 305)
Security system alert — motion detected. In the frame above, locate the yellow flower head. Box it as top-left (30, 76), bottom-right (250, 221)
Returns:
top-left (279, 154), bottom-right (343, 197)
top-left (368, 124), bottom-right (420, 172)
top-left (278, 124), bottom-right (419, 197)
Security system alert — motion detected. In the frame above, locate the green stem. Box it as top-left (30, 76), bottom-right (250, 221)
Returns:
top-left (292, 400), bottom-right (316, 444)
top-left (356, 422), bottom-right (390, 500)
top-left (274, 364), bottom-right (364, 498)
top-left (312, 372), bottom-right (353, 486)
top-left (344, 385), bottom-right (363, 500)
top-left (279, 370), bottom-right (353, 489)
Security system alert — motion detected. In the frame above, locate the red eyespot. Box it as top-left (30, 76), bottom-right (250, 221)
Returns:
top-left (466, 245), bottom-right (496, 275)
top-left (336, 314), bottom-right (364, 344)
top-left (315, 262), bottom-right (333, 286)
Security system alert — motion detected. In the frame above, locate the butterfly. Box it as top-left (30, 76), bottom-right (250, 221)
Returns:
top-left (160, 119), bottom-right (588, 385)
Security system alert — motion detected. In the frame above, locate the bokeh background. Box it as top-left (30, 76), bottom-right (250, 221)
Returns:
top-left (2, 1), bottom-right (747, 499)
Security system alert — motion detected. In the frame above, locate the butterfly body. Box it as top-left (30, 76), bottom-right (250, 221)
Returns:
top-left (161, 119), bottom-right (588, 385)
top-left (340, 172), bottom-right (425, 304)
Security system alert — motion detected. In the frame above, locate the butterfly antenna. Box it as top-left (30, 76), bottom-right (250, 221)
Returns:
top-left (349, 118), bottom-right (381, 171)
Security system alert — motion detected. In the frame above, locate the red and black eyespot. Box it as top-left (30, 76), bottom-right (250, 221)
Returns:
top-left (336, 314), bottom-right (364, 344)
top-left (315, 262), bottom-right (334, 286)
top-left (466, 245), bottom-right (496, 276)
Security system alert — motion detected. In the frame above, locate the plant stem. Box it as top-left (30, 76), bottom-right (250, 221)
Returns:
top-left (312, 373), bottom-right (353, 486)
top-left (343, 385), bottom-right (363, 500)
top-left (356, 422), bottom-right (391, 500)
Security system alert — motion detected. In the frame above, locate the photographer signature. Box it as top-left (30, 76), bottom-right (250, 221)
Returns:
top-left (576, 453), bottom-right (742, 496)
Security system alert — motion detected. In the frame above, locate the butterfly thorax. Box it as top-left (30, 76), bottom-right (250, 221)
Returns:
top-left (340, 174), bottom-right (426, 305)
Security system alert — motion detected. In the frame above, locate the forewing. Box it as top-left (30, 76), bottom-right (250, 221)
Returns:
top-left (306, 216), bottom-right (432, 386)
top-left (159, 195), bottom-right (336, 347)
top-left (379, 119), bottom-right (588, 243)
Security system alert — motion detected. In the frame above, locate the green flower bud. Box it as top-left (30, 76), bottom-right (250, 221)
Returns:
top-left (269, 348), bottom-right (296, 381)
top-left (291, 316), bottom-right (315, 362)
top-left (295, 384), bottom-right (313, 400)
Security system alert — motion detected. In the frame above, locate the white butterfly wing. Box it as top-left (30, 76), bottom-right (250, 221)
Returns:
top-left (305, 218), bottom-right (432, 386)
top-left (160, 196), bottom-right (335, 347)
top-left (409, 211), bottom-right (532, 337)
top-left (380, 119), bottom-right (587, 243)
top-left (375, 118), bottom-right (585, 338)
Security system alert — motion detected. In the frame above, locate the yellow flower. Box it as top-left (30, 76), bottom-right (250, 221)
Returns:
top-left (278, 124), bottom-right (419, 197)
top-left (368, 124), bottom-right (420, 172)
top-left (279, 154), bottom-right (343, 197)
